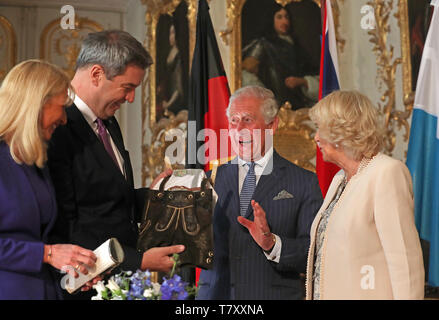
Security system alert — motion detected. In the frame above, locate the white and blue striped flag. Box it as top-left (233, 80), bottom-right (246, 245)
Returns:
top-left (406, 0), bottom-right (439, 287)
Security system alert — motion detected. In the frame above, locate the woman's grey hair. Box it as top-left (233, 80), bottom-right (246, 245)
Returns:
top-left (227, 85), bottom-right (279, 124)
top-left (75, 30), bottom-right (153, 79)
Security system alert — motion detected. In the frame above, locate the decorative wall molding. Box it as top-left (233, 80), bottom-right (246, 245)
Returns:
top-left (40, 16), bottom-right (103, 78)
top-left (367, 0), bottom-right (412, 156)
top-left (0, 0), bottom-right (132, 12)
top-left (397, 0), bottom-right (415, 139)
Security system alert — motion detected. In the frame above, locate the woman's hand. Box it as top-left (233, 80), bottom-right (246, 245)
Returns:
top-left (44, 244), bottom-right (97, 278)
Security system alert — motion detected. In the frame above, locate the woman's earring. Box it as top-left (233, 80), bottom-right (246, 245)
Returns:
top-left (335, 143), bottom-right (339, 148)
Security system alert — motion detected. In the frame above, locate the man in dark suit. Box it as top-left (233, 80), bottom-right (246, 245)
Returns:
top-left (47, 30), bottom-right (184, 299)
top-left (197, 85), bottom-right (323, 300)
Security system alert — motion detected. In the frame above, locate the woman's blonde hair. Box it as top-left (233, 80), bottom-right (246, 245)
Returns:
top-left (309, 90), bottom-right (384, 161)
top-left (0, 59), bottom-right (73, 168)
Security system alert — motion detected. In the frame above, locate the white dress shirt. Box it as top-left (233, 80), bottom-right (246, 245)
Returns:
top-left (74, 96), bottom-right (126, 177)
top-left (237, 148), bottom-right (282, 263)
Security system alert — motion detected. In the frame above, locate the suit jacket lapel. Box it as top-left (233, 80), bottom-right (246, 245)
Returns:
top-left (247, 150), bottom-right (284, 217)
top-left (105, 117), bottom-right (134, 188)
top-left (222, 162), bottom-right (240, 218)
top-left (67, 104), bottom-right (131, 188)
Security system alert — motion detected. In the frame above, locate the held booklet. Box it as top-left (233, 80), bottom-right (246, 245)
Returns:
top-left (64, 238), bottom-right (125, 294)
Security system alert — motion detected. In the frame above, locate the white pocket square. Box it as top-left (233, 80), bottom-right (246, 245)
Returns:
top-left (273, 190), bottom-right (294, 200)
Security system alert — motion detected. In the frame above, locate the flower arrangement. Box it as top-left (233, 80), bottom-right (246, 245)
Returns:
top-left (91, 254), bottom-right (197, 300)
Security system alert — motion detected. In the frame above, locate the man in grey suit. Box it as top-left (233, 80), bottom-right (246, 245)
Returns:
top-left (197, 85), bottom-right (323, 300)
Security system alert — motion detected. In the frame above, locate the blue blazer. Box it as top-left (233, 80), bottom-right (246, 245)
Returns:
top-left (197, 150), bottom-right (323, 300)
top-left (0, 142), bottom-right (62, 299)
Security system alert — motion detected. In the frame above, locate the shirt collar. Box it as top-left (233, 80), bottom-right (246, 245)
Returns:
top-left (238, 147), bottom-right (273, 172)
top-left (74, 95), bottom-right (98, 127)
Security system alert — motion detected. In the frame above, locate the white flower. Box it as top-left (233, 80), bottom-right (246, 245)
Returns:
top-left (143, 288), bottom-right (154, 298)
top-left (152, 282), bottom-right (161, 295)
top-left (106, 278), bottom-right (121, 292)
top-left (91, 295), bottom-right (103, 300)
top-left (93, 281), bottom-right (107, 294)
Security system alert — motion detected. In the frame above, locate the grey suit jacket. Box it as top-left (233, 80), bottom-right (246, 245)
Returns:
top-left (197, 150), bottom-right (323, 300)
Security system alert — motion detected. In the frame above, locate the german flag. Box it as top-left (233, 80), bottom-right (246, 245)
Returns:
top-left (186, 0), bottom-right (231, 171)
top-left (186, 0), bottom-right (231, 286)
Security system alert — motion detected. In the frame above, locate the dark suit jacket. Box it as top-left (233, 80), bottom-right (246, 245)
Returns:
top-left (47, 104), bottom-right (147, 274)
top-left (0, 142), bottom-right (62, 299)
top-left (197, 151), bottom-right (323, 300)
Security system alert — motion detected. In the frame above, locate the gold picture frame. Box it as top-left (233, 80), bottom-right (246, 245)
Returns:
top-left (141, 0), bottom-right (198, 128)
top-left (141, 0), bottom-right (198, 185)
top-left (0, 15), bottom-right (17, 82)
top-left (399, 0), bottom-right (432, 122)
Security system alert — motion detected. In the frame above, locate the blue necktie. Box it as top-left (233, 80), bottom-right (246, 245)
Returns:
top-left (240, 162), bottom-right (256, 217)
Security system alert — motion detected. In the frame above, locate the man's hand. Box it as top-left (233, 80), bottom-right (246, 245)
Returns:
top-left (81, 275), bottom-right (104, 292)
top-left (237, 200), bottom-right (275, 252)
top-left (141, 245), bottom-right (185, 272)
top-left (285, 76), bottom-right (307, 90)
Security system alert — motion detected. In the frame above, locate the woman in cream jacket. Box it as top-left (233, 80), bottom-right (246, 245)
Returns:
top-left (305, 90), bottom-right (424, 300)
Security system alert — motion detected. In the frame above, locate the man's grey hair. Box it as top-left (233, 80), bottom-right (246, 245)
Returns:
top-left (76, 30), bottom-right (153, 79)
top-left (226, 85), bottom-right (279, 124)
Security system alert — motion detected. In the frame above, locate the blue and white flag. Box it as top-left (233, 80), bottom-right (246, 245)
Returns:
top-left (406, 0), bottom-right (439, 287)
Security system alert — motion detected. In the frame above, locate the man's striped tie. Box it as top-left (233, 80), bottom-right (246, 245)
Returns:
top-left (240, 162), bottom-right (256, 217)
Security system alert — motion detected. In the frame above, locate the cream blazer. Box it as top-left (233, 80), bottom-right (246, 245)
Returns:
top-left (305, 153), bottom-right (424, 300)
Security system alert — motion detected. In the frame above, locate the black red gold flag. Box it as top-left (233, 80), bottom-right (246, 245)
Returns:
top-left (186, 0), bottom-right (231, 171)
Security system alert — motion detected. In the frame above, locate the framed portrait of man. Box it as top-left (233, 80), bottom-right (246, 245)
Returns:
top-left (229, 0), bottom-right (321, 110)
top-left (222, 0), bottom-right (323, 171)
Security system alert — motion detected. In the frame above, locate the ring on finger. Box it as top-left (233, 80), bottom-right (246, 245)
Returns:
top-left (74, 264), bottom-right (81, 270)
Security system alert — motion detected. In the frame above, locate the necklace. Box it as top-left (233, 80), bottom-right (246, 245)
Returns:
top-left (344, 155), bottom-right (374, 184)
